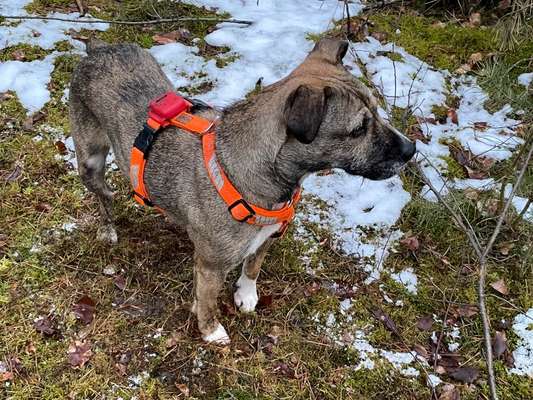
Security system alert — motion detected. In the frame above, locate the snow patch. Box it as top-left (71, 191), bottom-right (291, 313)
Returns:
top-left (509, 308), bottom-right (533, 377)
top-left (517, 72), bottom-right (533, 87)
top-left (390, 268), bottom-right (418, 294)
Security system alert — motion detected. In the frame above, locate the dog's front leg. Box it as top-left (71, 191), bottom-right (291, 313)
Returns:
top-left (234, 239), bottom-right (273, 313)
top-left (192, 252), bottom-right (230, 344)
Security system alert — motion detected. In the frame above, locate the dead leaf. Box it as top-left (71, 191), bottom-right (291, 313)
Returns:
top-left (449, 366), bottom-right (479, 383)
top-left (455, 64), bottom-right (471, 75)
top-left (115, 362), bottom-right (127, 376)
top-left (370, 31), bottom-right (388, 42)
top-left (12, 49), bottom-right (26, 61)
top-left (492, 331), bottom-right (507, 358)
top-left (3, 163), bottom-right (22, 182)
top-left (176, 383), bottom-right (190, 397)
top-left (55, 140), bottom-right (68, 155)
top-left (490, 279), bottom-right (509, 295)
top-left (417, 315), bottom-right (434, 331)
top-left (257, 294), bottom-right (273, 309)
top-left (432, 21), bottom-right (446, 28)
top-left (468, 52), bottom-right (483, 66)
top-left (464, 188), bottom-right (480, 200)
top-left (455, 304), bottom-right (478, 318)
top-left (34, 202), bottom-right (52, 213)
top-left (439, 383), bottom-right (460, 400)
top-left (413, 343), bottom-right (429, 360)
top-left (371, 308), bottom-right (400, 337)
top-left (469, 12), bottom-right (481, 26)
top-left (165, 331), bottom-right (182, 348)
top-left (497, 242), bottom-right (514, 256)
top-left (400, 235), bottom-right (419, 251)
top-left (33, 316), bottom-right (57, 336)
top-left (304, 281), bottom-right (321, 296)
top-left (25, 341), bottom-right (36, 354)
top-left (67, 340), bottom-right (93, 368)
top-left (152, 31), bottom-right (182, 45)
top-left (72, 295), bottom-right (96, 325)
top-left (23, 116), bottom-right (34, 131)
top-left (113, 275), bottom-right (126, 290)
top-left (473, 121), bottom-right (488, 131)
top-left (273, 362), bottom-right (296, 379)
top-left (407, 125), bottom-right (430, 144)
top-left (0, 371), bottom-right (13, 382)
top-left (32, 30), bottom-right (41, 37)
top-left (447, 109), bottom-right (458, 124)
top-left (220, 300), bottom-right (237, 316)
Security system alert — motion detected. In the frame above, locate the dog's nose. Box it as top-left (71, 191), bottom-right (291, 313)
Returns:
top-left (400, 138), bottom-right (416, 162)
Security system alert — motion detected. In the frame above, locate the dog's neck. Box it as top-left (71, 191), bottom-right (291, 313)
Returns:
top-left (215, 96), bottom-right (304, 208)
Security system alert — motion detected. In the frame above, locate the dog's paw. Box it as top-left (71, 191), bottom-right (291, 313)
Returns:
top-left (97, 225), bottom-right (118, 244)
top-left (202, 323), bottom-right (230, 345)
top-left (234, 274), bottom-right (258, 313)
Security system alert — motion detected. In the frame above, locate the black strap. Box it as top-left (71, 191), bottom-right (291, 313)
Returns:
top-left (133, 123), bottom-right (159, 158)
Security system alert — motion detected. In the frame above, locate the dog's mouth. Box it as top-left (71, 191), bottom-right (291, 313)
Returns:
top-left (345, 160), bottom-right (408, 181)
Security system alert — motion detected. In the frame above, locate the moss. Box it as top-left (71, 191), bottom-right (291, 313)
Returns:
top-left (0, 43), bottom-right (50, 62)
top-left (368, 13), bottom-right (496, 71)
top-left (439, 155), bottom-right (467, 179)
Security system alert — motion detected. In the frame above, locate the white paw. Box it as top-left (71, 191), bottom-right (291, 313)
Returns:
top-left (234, 274), bottom-right (258, 313)
top-left (97, 225), bottom-right (118, 244)
top-left (202, 323), bottom-right (230, 345)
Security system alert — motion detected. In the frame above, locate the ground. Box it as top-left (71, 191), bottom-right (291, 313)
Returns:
top-left (0, 1), bottom-right (532, 399)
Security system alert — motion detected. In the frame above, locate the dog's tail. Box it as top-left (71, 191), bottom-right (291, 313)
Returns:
top-left (86, 38), bottom-right (108, 54)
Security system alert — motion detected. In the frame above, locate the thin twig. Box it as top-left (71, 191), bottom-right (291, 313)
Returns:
top-left (0, 14), bottom-right (253, 25)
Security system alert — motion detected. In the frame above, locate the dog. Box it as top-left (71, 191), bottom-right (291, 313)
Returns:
top-left (69, 37), bottom-right (415, 344)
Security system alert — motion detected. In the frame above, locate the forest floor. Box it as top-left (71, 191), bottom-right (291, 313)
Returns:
top-left (0, 1), bottom-right (532, 399)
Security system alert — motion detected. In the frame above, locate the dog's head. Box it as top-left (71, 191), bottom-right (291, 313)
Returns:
top-left (279, 38), bottom-right (415, 180)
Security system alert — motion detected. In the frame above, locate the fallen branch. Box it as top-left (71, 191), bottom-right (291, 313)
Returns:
top-left (0, 15), bottom-right (253, 26)
top-left (416, 141), bottom-right (533, 400)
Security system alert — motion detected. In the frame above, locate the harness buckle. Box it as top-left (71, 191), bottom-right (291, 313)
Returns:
top-left (228, 199), bottom-right (255, 222)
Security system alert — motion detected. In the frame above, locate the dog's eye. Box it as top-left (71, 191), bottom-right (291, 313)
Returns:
top-left (349, 117), bottom-right (369, 138)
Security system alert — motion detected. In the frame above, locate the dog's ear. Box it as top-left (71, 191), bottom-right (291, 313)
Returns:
top-left (285, 85), bottom-right (326, 144)
top-left (309, 38), bottom-right (349, 64)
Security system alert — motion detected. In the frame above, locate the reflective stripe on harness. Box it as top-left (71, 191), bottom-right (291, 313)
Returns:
top-left (129, 91), bottom-right (300, 236)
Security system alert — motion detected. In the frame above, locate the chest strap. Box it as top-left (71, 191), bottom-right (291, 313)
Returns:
top-left (129, 91), bottom-right (300, 236)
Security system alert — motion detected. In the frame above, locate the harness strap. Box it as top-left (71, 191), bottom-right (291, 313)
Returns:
top-left (129, 92), bottom-right (300, 235)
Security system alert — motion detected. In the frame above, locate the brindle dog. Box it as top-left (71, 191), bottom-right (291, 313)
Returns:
top-left (69, 38), bottom-right (415, 343)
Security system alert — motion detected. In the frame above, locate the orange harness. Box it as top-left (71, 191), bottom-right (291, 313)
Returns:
top-left (129, 92), bottom-right (301, 237)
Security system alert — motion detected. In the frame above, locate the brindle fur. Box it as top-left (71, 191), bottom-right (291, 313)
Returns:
top-left (69, 38), bottom-right (415, 342)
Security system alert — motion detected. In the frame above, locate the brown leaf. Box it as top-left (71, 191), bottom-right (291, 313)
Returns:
top-left (55, 140), bottom-right (68, 155)
top-left (413, 344), bottom-right (429, 360)
top-left (12, 49), bottom-right (26, 61)
top-left (417, 315), bottom-right (433, 331)
top-left (455, 304), bottom-right (478, 318)
top-left (371, 308), bottom-right (400, 337)
top-left (439, 384), bottom-right (460, 400)
top-left (455, 64), bottom-right (471, 75)
top-left (165, 332), bottom-right (182, 348)
top-left (273, 362), bottom-right (296, 379)
top-left (33, 316), bottom-right (57, 336)
top-left (113, 275), bottom-right (126, 290)
top-left (303, 281), bottom-right (321, 297)
top-left (152, 31), bottom-right (182, 45)
top-left (3, 164), bottom-right (22, 182)
top-left (400, 235), bottom-right (419, 251)
top-left (370, 31), bottom-right (388, 42)
top-left (465, 165), bottom-right (488, 179)
top-left (473, 121), bottom-right (488, 131)
top-left (34, 202), bottom-right (52, 213)
top-left (115, 362), bottom-right (127, 376)
top-left (32, 30), bottom-right (41, 37)
top-left (0, 371), bottom-right (14, 382)
top-left (492, 331), bottom-right (507, 358)
top-left (490, 279), bottom-right (509, 295)
top-left (447, 109), bottom-right (458, 124)
top-left (469, 12), bottom-right (481, 26)
top-left (23, 116), bottom-right (34, 131)
top-left (67, 340), bottom-right (92, 368)
top-left (176, 383), bottom-right (190, 397)
top-left (497, 242), bottom-right (514, 256)
top-left (257, 294), bottom-right (273, 309)
top-left (220, 300), bottom-right (237, 316)
top-left (407, 125), bottom-right (430, 144)
top-left (25, 341), bottom-right (36, 354)
top-left (468, 52), bottom-right (483, 66)
top-left (72, 295), bottom-right (96, 325)
top-left (449, 366), bottom-right (479, 383)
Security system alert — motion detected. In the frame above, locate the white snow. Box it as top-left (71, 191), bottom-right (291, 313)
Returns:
top-left (509, 308), bottom-right (533, 377)
top-left (0, 0), bottom-right (108, 113)
top-left (427, 374), bottom-right (443, 388)
top-left (0, 53), bottom-right (58, 113)
top-left (390, 268), bottom-right (418, 294)
top-left (517, 72), bottom-right (533, 87)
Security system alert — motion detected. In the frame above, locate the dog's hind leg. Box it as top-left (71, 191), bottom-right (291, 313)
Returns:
top-left (234, 238), bottom-right (273, 312)
top-left (70, 98), bottom-right (117, 243)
